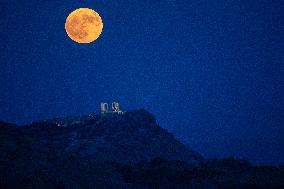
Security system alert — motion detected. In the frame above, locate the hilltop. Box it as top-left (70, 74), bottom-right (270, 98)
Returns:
top-left (18, 109), bottom-right (203, 164)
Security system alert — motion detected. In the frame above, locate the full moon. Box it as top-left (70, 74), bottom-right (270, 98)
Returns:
top-left (65, 8), bottom-right (103, 43)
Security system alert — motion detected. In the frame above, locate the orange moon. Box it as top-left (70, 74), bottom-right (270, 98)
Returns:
top-left (65, 8), bottom-right (103, 43)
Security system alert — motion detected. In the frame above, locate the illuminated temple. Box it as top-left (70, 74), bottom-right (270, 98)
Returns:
top-left (101, 102), bottom-right (124, 114)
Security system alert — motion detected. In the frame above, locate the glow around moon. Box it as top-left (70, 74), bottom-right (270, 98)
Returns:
top-left (65, 8), bottom-right (103, 43)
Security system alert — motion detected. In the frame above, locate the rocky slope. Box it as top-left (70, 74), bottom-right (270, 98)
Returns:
top-left (19, 109), bottom-right (203, 164)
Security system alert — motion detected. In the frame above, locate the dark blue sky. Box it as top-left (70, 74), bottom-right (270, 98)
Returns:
top-left (0, 0), bottom-right (283, 165)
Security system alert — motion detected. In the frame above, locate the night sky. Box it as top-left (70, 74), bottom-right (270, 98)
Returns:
top-left (0, 0), bottom-right (283, 165)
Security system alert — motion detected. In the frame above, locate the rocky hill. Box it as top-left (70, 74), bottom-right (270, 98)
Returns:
top-left (18, 109), bottom-right (203, 164)
top-left (1, 110), bottom-right (283, 189)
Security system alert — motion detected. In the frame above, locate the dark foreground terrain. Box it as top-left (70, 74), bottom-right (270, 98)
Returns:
top-left (1, 110), bottom-right (283, 188)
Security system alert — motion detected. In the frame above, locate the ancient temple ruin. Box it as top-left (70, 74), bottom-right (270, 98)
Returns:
top-left (101, 102), bottom-right (124, 114)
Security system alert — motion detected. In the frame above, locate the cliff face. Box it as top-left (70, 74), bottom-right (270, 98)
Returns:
top-left (19, 109), bottom-right (203, 164)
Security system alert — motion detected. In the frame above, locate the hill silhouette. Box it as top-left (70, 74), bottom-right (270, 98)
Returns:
top-left (19, 109), bottom-right (203, 164)
top-left (1, 110), bottom-right (283, 188)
